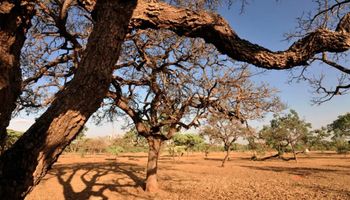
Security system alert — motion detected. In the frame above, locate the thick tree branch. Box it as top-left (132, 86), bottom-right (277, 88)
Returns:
top-left (130, 1), bottom-right (350, 69)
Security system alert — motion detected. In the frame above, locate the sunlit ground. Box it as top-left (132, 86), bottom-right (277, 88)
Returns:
top-left (26, 152), bottom-right (350, 200)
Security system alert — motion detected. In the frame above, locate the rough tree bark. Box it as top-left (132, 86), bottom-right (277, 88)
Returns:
top-left (130, 0), bottom-right (350, 70)
top-left (145, 136), bottom-right (162, 193)
top-left (0, 0), bottom-right (136, 199)
top-left (80, 0), bottom-right (350, 69)
top-left (0, 0), bottom-right (34, 153)
top-left (221, 145), bottom-right (231, 167)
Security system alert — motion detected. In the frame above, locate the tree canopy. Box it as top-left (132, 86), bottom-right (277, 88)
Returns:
top-left (328, 112), bottom-right (350, 139)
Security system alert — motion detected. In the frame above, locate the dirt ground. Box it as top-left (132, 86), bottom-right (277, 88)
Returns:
top-left (26, 151), bottom-right (350, 200)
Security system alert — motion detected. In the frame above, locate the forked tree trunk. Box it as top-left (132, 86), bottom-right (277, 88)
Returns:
top-left (0, 1), bottom-right (136, 199)
top-left (145, 137), bottom-right (162, 193)
top-left (221, 146), bottom-right (231, 167)
top-left (0, 0), bottom-right (34, 153)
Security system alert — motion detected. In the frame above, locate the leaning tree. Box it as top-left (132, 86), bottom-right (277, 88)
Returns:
top-left (1, 0), bottom-right (350, 199)
top-left (259, 109), bottom-right (312, 162)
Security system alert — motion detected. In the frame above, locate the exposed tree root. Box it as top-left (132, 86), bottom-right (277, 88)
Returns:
top-left (251, 151), bottom-right (304, 161)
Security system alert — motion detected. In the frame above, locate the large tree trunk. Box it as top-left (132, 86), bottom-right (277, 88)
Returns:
top-left (0, 1), bottom-right (136, 199)
top-left (221, 146), bottom-right (231, 167)
top-left (0, 0), bottom-right (34, 153)
top-left (145, 136), bottom-right (162, 193)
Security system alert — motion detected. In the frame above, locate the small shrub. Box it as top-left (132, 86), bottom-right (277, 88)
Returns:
top-left (167, 145), bottom-right (186, 158)
top-left (106, 145), bottom-right (124, 159)
top-left (79, 148), bottom-right (87, 158)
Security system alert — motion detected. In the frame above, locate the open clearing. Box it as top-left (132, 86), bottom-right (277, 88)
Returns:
top-left (26, 152), bottom-right (350, 200)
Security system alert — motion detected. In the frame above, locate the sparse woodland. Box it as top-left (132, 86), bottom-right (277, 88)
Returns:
top-left (0, 0), bottom-right (350, 199)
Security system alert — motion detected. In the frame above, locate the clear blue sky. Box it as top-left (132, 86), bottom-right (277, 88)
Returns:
top-left (8, 0), bottom-right (350, 136)
top-left (219, 0), bottom-right (350, 129)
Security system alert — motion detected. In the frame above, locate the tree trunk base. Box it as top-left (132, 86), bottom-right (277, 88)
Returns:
top-left (221, 149), bottom-right (230, 167)
top-left (145, 177), bottom-right (159, 193)
top-left (145, 137), bottom-right (162, 193)
top-left (252, 153), bottom-right (300, 161)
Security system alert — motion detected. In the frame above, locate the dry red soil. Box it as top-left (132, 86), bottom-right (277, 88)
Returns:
top-left (26, 152), bottom-right (350, 200)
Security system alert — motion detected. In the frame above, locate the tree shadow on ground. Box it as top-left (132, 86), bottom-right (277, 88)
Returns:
top-left (118, 155), bottom-right (148, 158)
top-left (159, 159), bottom-right (200, 165)
top-left (239, 165), bottom-right (350, 177)
top-left (298, 155), bottom-right (349, 159)
top-left (203, 155), bottom-right (252, 160)
top-left (203, 158), bottom-right (223, 161)
top-left (158, 156), bottom-right (174, 161)
top-left (325, 164), bottom-right (350, 169)
top-left (203, 157), bottom-right (246, 163)
top-left (48, 161), bottom-right (147, 200)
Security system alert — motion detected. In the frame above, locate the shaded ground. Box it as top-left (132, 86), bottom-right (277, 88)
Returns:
top-left (26, 152), bottom-right (350, 200)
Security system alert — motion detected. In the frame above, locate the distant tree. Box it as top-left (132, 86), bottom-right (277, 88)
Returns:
top-left (259, 110), bottom-right (312, 162)
top-left (172, 133), bottom-right (204, 154)
top-left (334, 139), bottom-right (349, 154)
top-left (326, 113), bottom-right (350, 154)
top-left (201, 115), bottom-right (248, 167)
top-left (107, 129), bottom-right (148, 153)
top-left (106, 145), bottom-right (125, 160)
top-left (328, 113), bottom-right (350, 140)
top-left (167, 140), bottom-right (186, 158)
top-left (88, 137), bottom-right (109, 154)
top-left (305, 127), bottom-right (330, 151)
top-left (199, 69), bottom-right (282, 166)
top-left (122, 129), bottom-right (147, 148)
top-left (1, 130), bottom-right (23, 153)
top-left (199, 131), bottom-right (220, 158)
top-left (247, 136), bottom-right (269, 160)
top-left (73, 136), bottom-right (109, 156)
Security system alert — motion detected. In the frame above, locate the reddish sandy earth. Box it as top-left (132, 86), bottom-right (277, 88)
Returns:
top-left (26, 152), bottom-right (350, 200)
